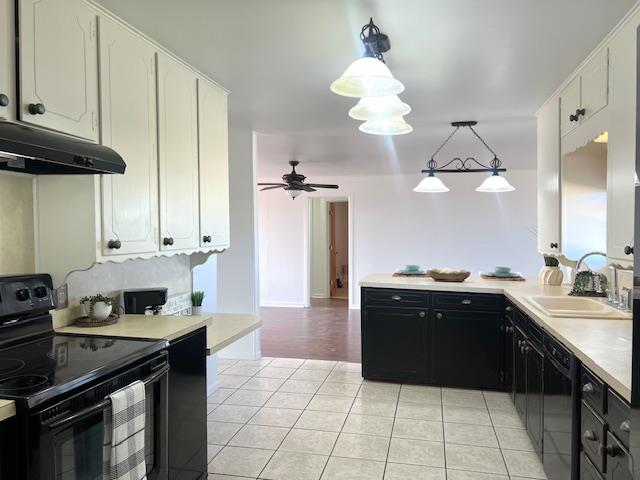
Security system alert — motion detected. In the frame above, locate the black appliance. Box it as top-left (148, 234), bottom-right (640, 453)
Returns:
top-left (0, 120), bottom-right (126, 175)
top-left (122, 288), bottom-right (168, 315)
top-left (0, 274), bottom-right (169, 480)
top-left (543, 333), bottom-right (579, 480)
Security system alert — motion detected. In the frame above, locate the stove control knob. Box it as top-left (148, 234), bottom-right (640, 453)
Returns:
top-left (34, 286), bottom-right (48, 298)
top-left (15, 288), bottom-right (31, 302)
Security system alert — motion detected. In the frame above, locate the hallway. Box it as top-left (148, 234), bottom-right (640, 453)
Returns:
top-left (260, 299), bottom-right (360, 363)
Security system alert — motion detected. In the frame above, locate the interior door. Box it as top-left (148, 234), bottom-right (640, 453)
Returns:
top-left (18, 0), bottom-right (99, 141)
top-left (197, 78), bottom-right (230, 249)
top-left (157, 53), bottom-right (200, 251)
top-left (99, 16), bottom-right (158, 256)
top-left (329, 202), bottom-right (337, 297)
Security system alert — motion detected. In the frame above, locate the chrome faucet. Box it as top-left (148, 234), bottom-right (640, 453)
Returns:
top-left (575, 251), bottom-right (607, 271)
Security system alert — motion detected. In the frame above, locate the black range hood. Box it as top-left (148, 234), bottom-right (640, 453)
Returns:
top-left (0, 121), bottom-right (126, 174)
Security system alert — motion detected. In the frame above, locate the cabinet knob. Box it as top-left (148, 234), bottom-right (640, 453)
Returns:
top-left (391, 295), bottom-right (402, 301)
top-left (505, 305), bottom-right (513, 312)
top-left (620, 420), bottom-right (631, 433)
top-left (550, 242), bottom-right (558, 249)
top-left (419, 311), bottom-right (426, 318)
top-left (583, 430), bottom-right (597, 441)
top-left (569, 113), bottom-right (579, 123)
top-left (163, 237), bottom-right (174, 246)
top-left (582, 382), bottom-right (594, 394)
top-left (624, 245), bottom-right (634, 255)
top-left (436, 312), bottom-right (443, 320)
top-left (107, 239), bottom-right (122, 250)
top-left (28, 103), bottom-right (46, 115)
top-left (203, 235), bottom-right (212, 243)
top-left (461, 299), bottom-right (472, 305)
top-left (0, 94), bottom-right (9, 107)
top-left (576, 108), bottom-right (586, 118)
top-left (600, 443), bottom-right (618, 457)
top-left (505, 325), bottom-right (513, 333)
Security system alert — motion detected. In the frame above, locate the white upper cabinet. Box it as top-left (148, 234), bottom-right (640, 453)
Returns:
top-left (560, 77), bottom-right (581, 137)
top-left (198, 79), bottom-right (230, 250)
top-left (536, 96), bottom-right (561, 254)
top-left (18, 0), bottom-right (99, 141)
top-left (0, 0), bottom-right (15, 121)
top-left (98, 16), bottom-right (159, 256)
top-left (157, 53), bottom-right (200, 251)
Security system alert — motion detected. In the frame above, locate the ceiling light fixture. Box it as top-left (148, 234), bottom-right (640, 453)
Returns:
top-left (359, 116), bottom-right (413, 135)
top-left (414, 121), bottom-right (515, 193)
top-left (348, 95), bottom-right (411, 121)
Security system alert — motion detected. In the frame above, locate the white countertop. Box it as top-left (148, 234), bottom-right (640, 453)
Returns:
top-left (361, 274), bottom-right (633, 402)
top-left (206, 313), bottom-right (262, 355)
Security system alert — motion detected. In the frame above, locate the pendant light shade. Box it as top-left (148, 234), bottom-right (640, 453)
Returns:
top-left (349, 95), bottom-right (411, 121)
top-left (286, 189), bottom-right (302, 199)
top-left (359, 116), bottom-right (413, 135)
top-left (476, 173), bottom-right (515, 193)
top-left (413, 174), bottom-right (450, 193)
top-left (330, 57), bottom-right (405, 98)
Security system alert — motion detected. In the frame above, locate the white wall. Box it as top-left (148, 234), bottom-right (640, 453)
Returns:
top-left (258, 170), bottom-right (539, 309)
top-left (310, 198), bottom-right (329, 299)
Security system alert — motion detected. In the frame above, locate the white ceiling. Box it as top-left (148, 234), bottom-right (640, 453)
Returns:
top-left (95, 0), bottom-right (636, 176)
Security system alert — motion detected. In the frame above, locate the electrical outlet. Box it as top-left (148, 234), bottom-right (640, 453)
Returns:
top-left (54, 284), bottom-right (69, 309)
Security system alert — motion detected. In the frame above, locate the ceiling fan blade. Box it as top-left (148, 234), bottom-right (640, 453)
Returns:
top-left (299, 185), bottom-right (316, 192)
top-left (306, 184), bottom-right (339, 189)
top-left (260, 185), bottom-right (286, 191)
top-left (258, 183), bottom-right (287, 186)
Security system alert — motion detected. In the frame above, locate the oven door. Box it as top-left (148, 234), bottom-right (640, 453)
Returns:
top-left (31, 359), bottom-right (168, 480)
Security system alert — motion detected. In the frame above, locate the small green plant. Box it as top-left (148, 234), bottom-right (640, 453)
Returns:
top-left (191, 291), bottom-right (205, 307)
top-left (80, 294), bottom-right (115, 317)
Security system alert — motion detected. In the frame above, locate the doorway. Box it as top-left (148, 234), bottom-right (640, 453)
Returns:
top-left (329, 201), bottom-right (349, 299)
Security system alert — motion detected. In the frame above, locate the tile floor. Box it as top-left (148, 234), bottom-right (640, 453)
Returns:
top-left (207, 357), bottom-right (547, 480)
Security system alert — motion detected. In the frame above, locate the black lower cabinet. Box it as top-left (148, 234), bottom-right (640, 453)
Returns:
top-left (362, 306), bottom-right (428, 382)
top-left (525, 342), bottom-right (544, 456)
top-left (605, 431), bottom-right (632, 480)
top-left (504, 314), bottom-right (514, 393)
top-left (167, 327), bottom-right (207, 479)
top-left (431, 309), bottom-right (503, 389)
top-left (514, 327), bottom-right (527, 424)
top-left (581, 453), bottom-right (605, 480)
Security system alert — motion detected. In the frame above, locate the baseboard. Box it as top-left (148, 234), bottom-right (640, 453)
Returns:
top-left (311, 293), bottom-right (329, 299)
top-left (260, 301), bottom-right (306, 308)
top-left (350, 303), bottom-right (361, 310)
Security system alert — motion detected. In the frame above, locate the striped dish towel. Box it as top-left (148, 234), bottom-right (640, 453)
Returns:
top-left (103, 380), bottom-right (147, 480)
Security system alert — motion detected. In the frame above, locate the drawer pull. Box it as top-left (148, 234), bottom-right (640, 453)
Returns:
top-left (435, 313), bottom-right (443, 320)
top-left (620, 420), bottom-right (631, 433)
top-left (582, 382), bottom-right (595, 394)
top-left (583, 430), bottom-right (597, 441)
top-left (391, 295), bottom-right (402, 301)
top-left (461, 299), bottom-right (472, 305)
top-left (505, 325), bottom-right (513, 333)
top-left (600, 444), bottom-right (619, 457)
top-left (419, 311), bottom-right (426, 318)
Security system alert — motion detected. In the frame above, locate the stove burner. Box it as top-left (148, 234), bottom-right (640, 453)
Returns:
top-left (0, 358), bottom-right (25, 377)
top-left (0, 374), bottom-right (49, 392)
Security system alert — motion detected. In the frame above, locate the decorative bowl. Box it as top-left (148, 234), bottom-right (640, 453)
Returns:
top-left (494, 266), bottom-right (512, 275)
top-left (428, 270), bottom-right (471, 282)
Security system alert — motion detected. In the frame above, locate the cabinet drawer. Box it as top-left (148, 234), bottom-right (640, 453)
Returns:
top-left (514, 309), bottom-right (528, 331)
top-left (581, 452), bottom-right (605, 480)
top-left (606, 389), bottom-right (630, 450)
top-left (432, 292), bottom-right (502, 312)
top-left (581, 401), bottom-right (606, 472)
top-left (363, 289), bottom-right (430, 308)
top-left (581, 366), bottom-right (606, 415)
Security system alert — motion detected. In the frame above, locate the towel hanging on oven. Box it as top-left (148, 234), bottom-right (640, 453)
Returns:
top-left (103, 380), bottom-right (147, 480)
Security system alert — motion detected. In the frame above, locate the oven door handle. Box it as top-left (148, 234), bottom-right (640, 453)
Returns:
top-left (47, 363), bottom-right (169, 430)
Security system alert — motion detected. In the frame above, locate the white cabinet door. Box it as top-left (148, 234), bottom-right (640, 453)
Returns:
top-left (560, 76), bottom-right (581, 137)
top-left (18, 0), bottom-right (99, 141)
top-left (197, 79), bottom-right (230, 249)
top-left (537, 97), bottom-right (562, 254)
top-left (0, 0), bottom-right (14, 121)
top-left (157, 53), bottom-right (200, 251)
top-left (99, 16), bottom-right (158, 256)
top-left (581, 48), bottom-right (609, 122)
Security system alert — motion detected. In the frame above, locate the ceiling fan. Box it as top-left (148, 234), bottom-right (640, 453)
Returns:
top-left (258, 160), bottom-right (339, 199)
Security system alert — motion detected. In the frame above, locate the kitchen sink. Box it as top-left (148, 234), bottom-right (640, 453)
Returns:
top-left (524, 296), bottom-right (632, 319)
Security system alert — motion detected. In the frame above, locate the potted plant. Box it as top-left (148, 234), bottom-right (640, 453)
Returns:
top-left (80, 294), bottom-right (115, 321)
top-left (191, 291), bottom-right (205, 315)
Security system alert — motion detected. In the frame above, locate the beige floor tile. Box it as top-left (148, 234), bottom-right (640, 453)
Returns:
top-left (223, 389), bottom-right (273, 407)
top-left (321, 456), bottom-right (385, 480)
top-left (240, 376), bottom-right (286, 392)
top-left (317, 382), bottom-right (360, 397)
top-left (255, 366), bottom-right (297, 379)
top-left (295, 410), bottom-right (347, 432)
top-left (270, 358), bottom-right (306, 368)
top-left (387, 438), bottom-right (445, 467)
top-left (291, 368), bottom-right (331, 382)
top-left (217, 374), bottom-right (251, 389)
top-left (392, 418), bottom-right (443, 442)
top-left (208, 474), bottom-right (255, 479)
top-left (207, 403), bottom-right (219, 415)
top-left (483, 391), bottom-right (514, 411)
top-left (442, 388), bottom-right (487, 409)
top-left (399, 385), bottom-right (441, 405)
top-left (326, 371), bottom-right (364, 384)
top-left (278, 379), bottom-right (322, 394)
top-left (342, 414), bottom-right (394, 437)
top-left (332, 432), bottom-right (390, 461)
top-left (489, 409), bottom-right (525, 428)
top-left (207, 446), bottom-right (273, 477)
top-left (207, 421), bottom-right (242, 445)
top-left (396, 402), bottom-right (442, 421)
top-left (384, 463), bottom-right (446, 480)
top-left (333, 362), bottom-right (363, 373)
top-left (307, 394), bottom-right (354, 413)
top-left (264, 391), bottom-right (314, 409)
top-left (357, 381), bottom-right (400, 400)
top-left (222, 364), bottom-right (263, 376)
top-left (235, 357), bottom-right (273, 368)
top-left (445, 444), bottom-right (507, 475)
top-left (301, 359), bottom-right (338, 370)
top-left (444, 422), bottom-right (498, 448)
top-left (261, 451), bottom-right (328, 480)
top-left (207, 444), bottom-right (223, 462)
top-left (279, 428), bottom-right (339, 455)
top-left (443, 405), bottom-right (492, 426)
top-left (248, 407), bottom-right (303, 428)
top-left (494, 427), bottom-right (535, 451)
top-left (228, 424), bottom-right (289, 450)
top-left (208, 388), bottom-right (236, 404)
top-left (446, 470), bottom-right (508, 480)
top-left (207, 404), bottom-right (260, 423)
top-left (350, 398), bottom-right (398, 417)
top-left (502, 449), bottom-right (547, 479)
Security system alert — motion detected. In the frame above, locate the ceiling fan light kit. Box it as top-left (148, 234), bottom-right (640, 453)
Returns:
top-left (257, 160), bottom-right (339, 200)
top-left (414, 121), bottom-right (516, 193)
top-left (331, 18), bottom-right (412, 135)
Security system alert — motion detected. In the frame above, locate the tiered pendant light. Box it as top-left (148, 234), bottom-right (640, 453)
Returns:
top-left (331, 18), bottom-right (412, 135)
top-left (414, 121), bottom-right (515, 193)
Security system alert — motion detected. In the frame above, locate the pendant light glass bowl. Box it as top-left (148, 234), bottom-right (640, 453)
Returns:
top-left (359, 116), bottom-right (413, 135)
top-left (413, 175), bottom-right (450, 193)
top-left (330, 57), bottom-right (405, 98)
top-left (476, 173), bottom-right (515, 193)
top-left (349, 95), bottom-right (411, 121)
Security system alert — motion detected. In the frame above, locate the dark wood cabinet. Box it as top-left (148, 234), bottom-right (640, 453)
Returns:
top-left (504, 311), bottom-right (514, 393)
top-left (514, 326), bottom-right (527, 424)
top-left (431, 309), bottom-right (503, 389)
top-left (361, 306), bottom-right (428, 382)
top-left (604, 432), bottom-right (632, 480)
top-left (525, 342), bottom-right (544, 456)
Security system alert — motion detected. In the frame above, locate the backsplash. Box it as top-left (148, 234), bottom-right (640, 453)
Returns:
top-left (0, 172), bottom-right (35, 275)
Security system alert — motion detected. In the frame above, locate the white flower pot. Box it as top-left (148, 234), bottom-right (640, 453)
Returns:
top-left (538, 266), bottom-right (564, 286)
top-left (192, 306), bottom-right (203, 315)
top-left (83, 301), bottom-right (112, 321)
